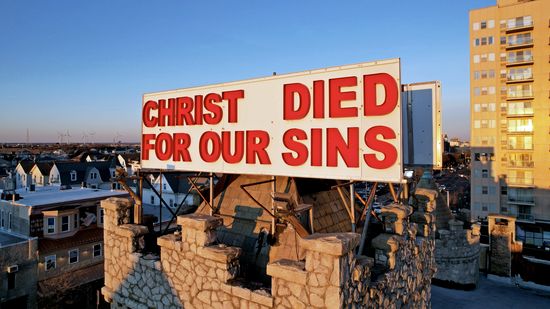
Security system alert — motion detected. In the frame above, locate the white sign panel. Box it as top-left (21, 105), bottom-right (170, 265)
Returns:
top-left (401, 81), bottom-right (442, 169)
top-left (141, 59), bottom-right (402, 182)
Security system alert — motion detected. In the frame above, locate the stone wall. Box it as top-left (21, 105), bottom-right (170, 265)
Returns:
top-left (488, 215), bottom-right (521, 278)
top-left (433, 219), bottom-right (480, 288)
top-left (101, 188), bottom-right (436, 309)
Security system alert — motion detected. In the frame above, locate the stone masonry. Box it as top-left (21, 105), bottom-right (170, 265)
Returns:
top-left (101, 187), bottom-right (437, 308)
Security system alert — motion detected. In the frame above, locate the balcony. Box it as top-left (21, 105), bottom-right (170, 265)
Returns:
top-left (505, 21), bottom-right (534, 33)
top-left (506, 55), bottom-right (534, 66)
top-left (507, 90), bottom-right (533, 100)
top-left (506, 75), bottom-right (533, 84)
top-left (506, 38), bottom-right (533, 50)
top-left (507, 160), bottom-right (534, 168)
top-left (517, 213), bottom-right (535, 222)
top-left (507, 177), bottom-right (534, 186)
top-left (508, 196), bottom-right (535, 205)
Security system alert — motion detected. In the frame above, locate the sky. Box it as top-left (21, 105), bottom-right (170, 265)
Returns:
top-left (0, 0), bottom-right (494, 143)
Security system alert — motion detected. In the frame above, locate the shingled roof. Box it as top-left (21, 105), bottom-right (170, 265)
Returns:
top-left (18, 160), bottom-right (35, 173)
top-left (35, 162), bottom-right (54, 176)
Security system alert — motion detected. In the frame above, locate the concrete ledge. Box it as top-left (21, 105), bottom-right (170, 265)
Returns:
top-left (101, 197), bottom-right (132, 211)
top-left (197, 244), bottom-right (241, 263)
top-left (157, 234), bottom-right (177, 250)
top-left (267, 259), bottom-right (307, 285)
top-left (414, 188), bottom-right (438, 201)
top-left (300, 233), bottom-right (360, 256)
top-left (177, 214), bottom-right (223, 231)
top-left (115, 224), bottom-right (149, 238)
top-left (251, 290), bottom-right (273, 307)
top-left (371, 233), bottom-right (400, 252)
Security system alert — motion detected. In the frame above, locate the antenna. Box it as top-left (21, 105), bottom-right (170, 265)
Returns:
top-left (65, 130), bottom-right (71, 144)
top-left (57, 131), bottom-right (64, 144)
top-left (113, 132), bottom-right (123, 144)
top-left (26, 128), bottom-right (30, 144)
top-left (88, 131), bottom-right (96, 144)
top-left (81, 131), bottom-right (89, 144)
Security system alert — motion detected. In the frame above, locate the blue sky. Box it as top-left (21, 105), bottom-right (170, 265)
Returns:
top-left (0, 0), bottom-right (493, 143)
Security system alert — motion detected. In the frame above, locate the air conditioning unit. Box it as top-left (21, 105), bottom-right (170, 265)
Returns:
top-left (7, 265), bottom-right (18, 273)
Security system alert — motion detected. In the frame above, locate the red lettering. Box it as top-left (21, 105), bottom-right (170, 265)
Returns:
top-left (194, 95), bottom-right (204, 125)
top-left (141, 134), bottom-right (155, 160)
top-left (176, 96), bottom-right (195, 125)
top-left (329, 77), bottom-right (357, 118)
top-left (155, 133), bottom-right (173, 161)
top-left (364, 73), bottom-right (398, 116)
top-left (313, 80), bottom-right (324, 119)
top-left (173, 133), bottom-right (191, 162)
top-left (282, 129), bottom-right (308, 166)
top-left (311, 128), bottom-right (323, 166)
top-left (223, 90), bottom-right (244, 123)
top-left (326, 128), bottom-right (359, 167)
top-left (222, 131), bottom-right (244, 164)
top-left (363, 126), bottom-right (397, 169)
top-left (204, 93), bottom-right (223, 125)
top-left (158, 99), bottom-right (175, 126)
top-left (199, 131), bottom-right (221, 162)
top-left (246, 130), bottom-right (271, 164)
top-left (283, 83), bottom-right (310, 120)
top-left (142, 100), bottom-right (158, 127)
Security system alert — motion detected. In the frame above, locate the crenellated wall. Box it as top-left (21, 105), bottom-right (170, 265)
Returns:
top-left (101, 187), bottom-right (437, 309)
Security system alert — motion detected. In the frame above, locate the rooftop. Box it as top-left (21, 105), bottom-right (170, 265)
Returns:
top-left (0, 231), bottom-right (32, 247)
top-left (0, 185), bottom-right (127, 207)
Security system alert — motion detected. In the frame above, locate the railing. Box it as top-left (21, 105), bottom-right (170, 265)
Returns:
top-left (507, 55), bottom-right (533, 64)
top-left (508, 161), bottom-right (534, 168)
top-left (506, 20), bottom-right (533, 31)
top-left (517, 213), bottom-right (534, 221)
top-left (507, 177), bottom-right (534, 185)
top-left (507, 74), bottom-right (533, 82)
top-left (508, 196), bottom-right (535, 204)
top-left (507, 38), bottom-right (533, 47)
top-left (508, 90), bottom-right (533, 98)
top-left (507, 144), bottom-right (533, 150)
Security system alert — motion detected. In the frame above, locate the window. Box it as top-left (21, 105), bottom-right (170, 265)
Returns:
top-left (473, 55), bottom-right (480, 63)
top-left (488, 103), bottom-right (496, 112)
top-left (474, 104), bottom-right (481, 112)
top-left (163, 183), bottom-right (167, 190)
top-left (45, 255), bottom-right (56, 271)
top-left (508, 119), bottom-right (533, 132)
top-left (474, 120), bottom-right (481, 129)
top-left (488, 20), bottom-right (495, 28)
top-left (508, 102), bottom-right (533, 115)
top-left (7, 273), bottom-right (15, 290)
top-left (482, 169), bottom-right (488, 178)
top-left (8, 213), bottom-right (12, 230)
top-left (61, 216), bottom-right (69, 232)
top-left (474, 87), bottom-right (480, 96)
top-left (99, 208), bottom-right (104, 225)
top-left (482, 205), bottom-right (488, 212)
top-left (488, 53), bottom-right (495, 61)
top-left (69, 249), bottom-right (79, 264)
top-left (73, 213), bottom-right (78, 229)
top-left (473, 22), bottom-right (480, 30)
top-left (501, 186), bottom-right (508, 195)
top-left (482, 186), bottom-right (488, 195)
top-left (93, 244), bottom-right (102, 257)
top-left (481, 21), bottom-right (487, 29)
top-left (70, 170), bottom-right (77, 181)
top-left (474, 71), bottom-right (480, 80)
top-left (508, 135), bottom-right (533, 150)
top-left (47, 217), bottom-right (55, 234)
top-left (488, 86), bottom-right (495, 95)
top-left (150, 196), bottom-right (155, 204)
top-left (90, 172), bottom-right (97, 180)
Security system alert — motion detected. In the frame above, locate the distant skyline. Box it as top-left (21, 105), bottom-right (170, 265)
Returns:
top-left (0, 0), bottom-right (493, 143)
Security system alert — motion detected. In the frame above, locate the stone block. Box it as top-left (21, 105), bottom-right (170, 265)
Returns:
top-left (231, 284), bottom-right (252, 301)
top-left (197, 245), bottom-right (242, 263)
top-left (250, 290), bottom-right (273, 307)
top-left (266, 259), bottom-right (307, 285)
top-left (178, 213), bottom-right (223, 231)
top-left (157, 234), bottom-right (177, 250)
top-left (300, 233), bottom-right (360, 256)
top-left (115, 224), bottom-right (149, 238)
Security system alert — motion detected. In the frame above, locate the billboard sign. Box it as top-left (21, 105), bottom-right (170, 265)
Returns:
top-left (141, 59), bottom-right (402, 182)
